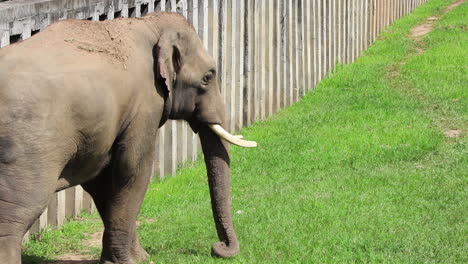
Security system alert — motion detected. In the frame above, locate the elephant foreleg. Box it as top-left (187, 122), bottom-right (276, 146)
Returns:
top-left (86, 120), bottom-right (156, 264)
top-left (82, 166), bottom-right (150, 264)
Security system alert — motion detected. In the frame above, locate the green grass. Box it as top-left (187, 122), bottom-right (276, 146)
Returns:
top-left (23, 0), bottom-right (467, 263)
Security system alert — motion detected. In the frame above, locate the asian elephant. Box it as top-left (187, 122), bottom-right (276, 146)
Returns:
top-left (0, 12), bottom-right (256, 264)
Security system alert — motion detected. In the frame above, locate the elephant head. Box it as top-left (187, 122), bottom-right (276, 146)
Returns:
top-left (150, 14), bottom-right (257, 258)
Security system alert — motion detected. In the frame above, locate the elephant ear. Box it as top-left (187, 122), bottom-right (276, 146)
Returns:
top-left (153, 37), bottom-right (182, 127)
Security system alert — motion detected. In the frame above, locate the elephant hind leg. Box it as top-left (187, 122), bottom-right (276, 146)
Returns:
top-left (0, 168), bottom-right (57, 263)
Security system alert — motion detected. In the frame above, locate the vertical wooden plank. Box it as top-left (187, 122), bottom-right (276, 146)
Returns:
top-left (22, 23), bottom-right (32, 40)
top-left (375, 0), bottom-right (379, 40)
top-left (353, 0), bottom-right (358, 62)
top-left (170, 124), bottom-right (178, 176)
top-left (74, 185), bottom-right (84, 216)
top-left (330, 0), bottom-right (336, 70)
top-left (369, 0), bottom-right (375, 45)
top-left (342, 0), bottom-right (347, 64)
top-left (273, 0), bottom-right (281, 111)
top-left (352, 0), bottom-right (357, 60)
top-left (303, 0), bottom-right (310, 92)
top-left (149, 0), bottom-right (155, 13)
top-left (348, 0), bottom-right (353, 63)
top-left (122, 1), bottom-right (129, 18)
top-left (56, 190), bottom-right (66, 226)
top-left (323, 0), bottom-right (329, 74)
top-left (355, 0), bottom-right (359, 55)
top-left (230, 0), bottom-right (238, 130)
top-left (158, 124), bottom-right (166, 178)
top-left (328, 0), bottom-right (332, 72)
top-left (202, 0), bottom-right (209, 45)
top-left (47, 194), bottom-right (58, 227)
top-left (374, 0), bottom-right (379, 36)
top-left (65, 188), bottom-right (75, 219)
top-left (316, 0), bottom-right (322, 80)
top-left (305, 0), bottom-right (312, 91)
top-left (383, 0), bottom-right (389, 28)
top-left (378, 0), bottom-right (382, 35)
top-left (370, 0), bottom-right (375, 47)
top-left (243, 0), bottom-right (251, 126)
top-left (223, 0), bottom-right (233, 128)
top-left (281, 0), bottom-right (288, 107)
top-left (297, 0), bottom-right (308, 99)
top-left (399, 0), bottom-right (402, 18)
top-left (407, 0), bottom-right (409, 16)
top-left (107, 3), bottom-right (115, 20)
top-left (237, 0), bottom-right (245, 128)
top-left (267, 0), bottom-right (274, 114)
top-left (390, 0), bottom-right (394, 25)
top-left (39, 207), bottom-right (48, 230)
top-left (361, 0), bottom-right (365, 55)
top-left (136, 2), bottom-right (142, 18)
top-left (254, 0), bottom-right (261, 116)
top-left (310, 0), bottom-right (320, 87)
top-left (279, 0), bottom-right (286, 108)
top-left (0, 28), bottom-right (9, 48)
top-left (240, 0), bottom-right (248, 126)
top-left (289, 0), bottom-right (295, 105)
top-left (246, 0), bottom-right (255, 125)
top-left (259, 0), bottom-right (266, 119)
top-left (361, 0), bottom-right (366, 53)
top-left (219, 0), bottom-right (228, 123)
top-left (336, 0), bottom-right (342, 64)
top-left (297, 0), bottom-right (304, 98)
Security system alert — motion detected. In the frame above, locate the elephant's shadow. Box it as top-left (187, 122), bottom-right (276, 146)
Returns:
top-left (22, 254), bottom-right (98, 264)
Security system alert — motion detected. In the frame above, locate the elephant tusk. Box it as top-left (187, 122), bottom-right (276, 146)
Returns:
top-left (208, 124), bottom-right (257, 148)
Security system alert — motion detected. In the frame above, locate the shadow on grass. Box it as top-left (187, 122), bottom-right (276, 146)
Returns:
top-left (22, 254), bottom-right (98, 264)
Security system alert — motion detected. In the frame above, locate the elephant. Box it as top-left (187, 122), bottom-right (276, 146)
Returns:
top-left (0, 12), bottom-right (256, 264)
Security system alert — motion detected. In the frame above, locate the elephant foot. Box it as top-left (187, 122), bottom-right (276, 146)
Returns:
top-left (130, 240), bottom-right (149, 263)
top-left (100, 245), bottom-right (148, 264)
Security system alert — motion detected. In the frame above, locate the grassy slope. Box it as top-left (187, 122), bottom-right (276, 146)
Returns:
top-left (23, 0), bottom-right (467, 263)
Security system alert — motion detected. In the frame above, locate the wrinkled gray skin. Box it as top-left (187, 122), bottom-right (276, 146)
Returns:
top-left (0, 12), bottom-right (239, 263)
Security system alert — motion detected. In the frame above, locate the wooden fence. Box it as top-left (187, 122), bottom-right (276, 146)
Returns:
top-left (0, 0), bottom-right (429, 237)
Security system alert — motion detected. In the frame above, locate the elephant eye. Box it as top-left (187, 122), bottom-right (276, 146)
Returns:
top-left (201, 71), bottom-right (215, 86)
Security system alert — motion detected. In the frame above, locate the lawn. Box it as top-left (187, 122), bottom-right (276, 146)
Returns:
top-left (23, 0), bottom-right (467, 263)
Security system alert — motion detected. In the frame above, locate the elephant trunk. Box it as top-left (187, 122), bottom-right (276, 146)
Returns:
top-left (199, 124), bottom-right (240, 258)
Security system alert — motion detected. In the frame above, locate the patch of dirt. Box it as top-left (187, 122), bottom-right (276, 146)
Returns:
top-left (411, 23), bottom-right (435, 38)
top-left (445, 0), bottom-right (466, 12)
top-left (410, 0), bottom-right (465, 39)
top-left (444, 129), bottom-right (462, 138)
top-left (85, 230), bottom-right (103, 249)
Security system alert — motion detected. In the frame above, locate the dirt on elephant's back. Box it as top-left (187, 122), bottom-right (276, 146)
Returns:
top-left (23, 18), bottom-right (136, 67)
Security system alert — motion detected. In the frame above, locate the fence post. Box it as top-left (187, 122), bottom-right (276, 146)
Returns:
top-left (237, 0), bottom-right (246, 128)
top-left (228, 0), bottom-right (237, 131)
top-left (260, 0), bottom-right (266, 119)
top-left (296, 0), bottom-right (303, 98)
top-left (273, 0), bottom-right (281, 111)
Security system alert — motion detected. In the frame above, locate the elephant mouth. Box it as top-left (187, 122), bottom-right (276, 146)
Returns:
top-left (208, 124), bottom-right (257, 148)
